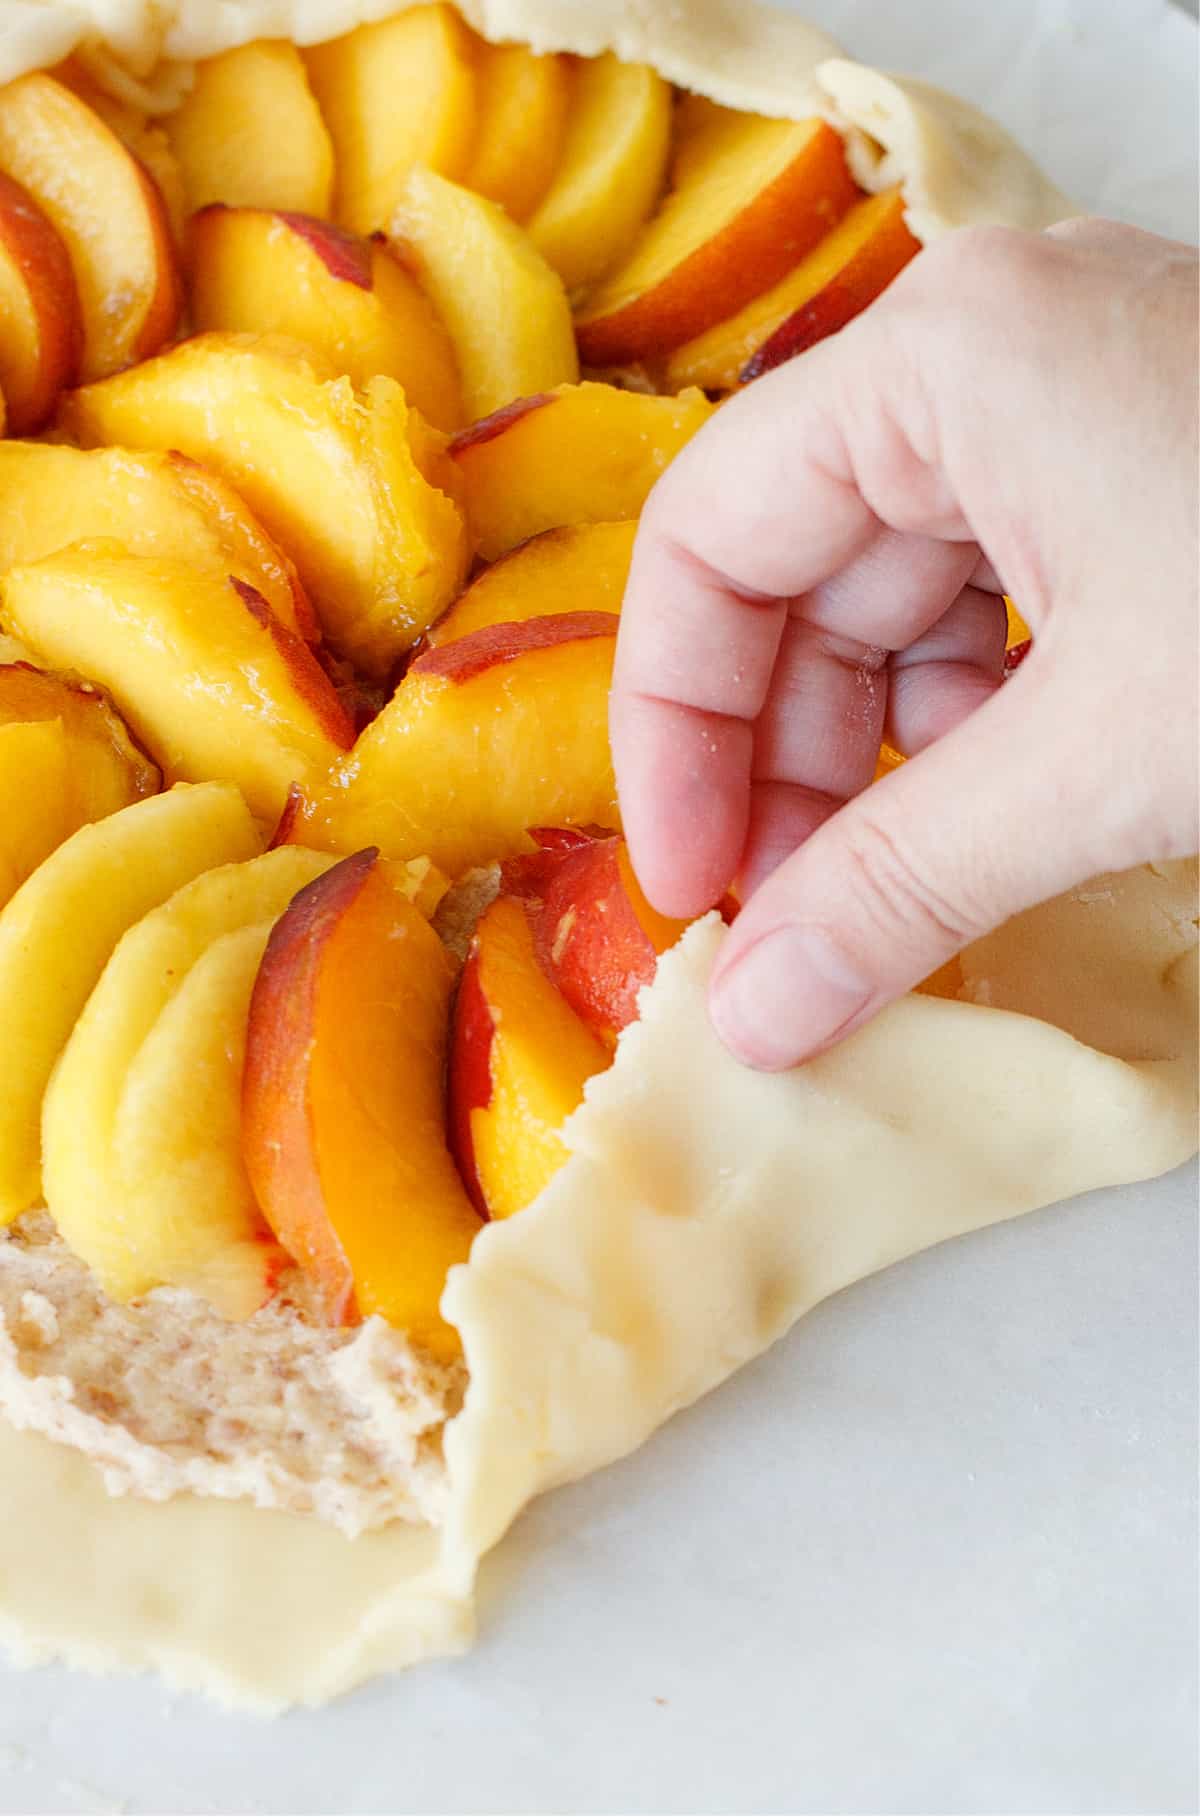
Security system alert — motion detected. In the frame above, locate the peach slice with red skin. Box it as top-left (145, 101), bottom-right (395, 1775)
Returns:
top-left (423, 520), bottom-right (634, 648)
top-left (662, 187), bottom-right (920, 393)
top-left (59, 333), bottom-right (470, 677)
top-left (503, 831), bottom-right (689, 1041)
top-left (449, 381), bottom-right (712, 561)
top-left (165, 41), bottom-right (334, 217)
top-left (0, 170), bottom-right (81, 432)
top-left (299, 611), bottom-right (619, 875)
top-left (448, 893), bottom-right (610, 1221)
top-left (188, 207), bottom-right (463, 431)
top-left (738, 191), bottom-right (921, 381)
top-left (574, 115), bottom-right (860, 367)
top-left (0, 73), bottom-right (181, 380)
top-left (242, 848), bottom-right (482, 1357)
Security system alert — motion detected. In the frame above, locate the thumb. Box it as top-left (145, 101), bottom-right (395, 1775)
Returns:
top-left (708, 664), bottom-right (1126, 1070)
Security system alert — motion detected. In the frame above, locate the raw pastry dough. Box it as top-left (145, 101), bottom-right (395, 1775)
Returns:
top-left (0, 0), bottom-right (1190, 1713)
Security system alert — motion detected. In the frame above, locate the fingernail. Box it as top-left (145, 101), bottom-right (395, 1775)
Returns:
top-left (710, 926), bottom-right (872, 1070)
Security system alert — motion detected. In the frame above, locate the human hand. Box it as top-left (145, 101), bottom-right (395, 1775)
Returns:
top-left (610, 219), bottom-right (1198, 1069)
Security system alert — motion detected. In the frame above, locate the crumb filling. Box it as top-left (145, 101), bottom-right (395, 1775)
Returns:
top-left (0, 1214), bottom-right (465, 1538)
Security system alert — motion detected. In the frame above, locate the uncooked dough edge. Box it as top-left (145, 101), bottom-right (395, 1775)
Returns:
top-left (0, 0), bottom-right (1073, 234)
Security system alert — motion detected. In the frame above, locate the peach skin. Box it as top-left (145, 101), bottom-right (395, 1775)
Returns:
top-left (0, 73), bottom-right (181, 380)
top-left (242, 848), bottom-right (482, 1358)
top-left (0, 170), bottom-right (81, 432)
top-left (188, 207), bottom-right (463, 431)
top-left (574, 114), bottom-right (859, 367)
top-left (449, 381), bottom-right (711, 561)
top-left (448, 893), bottom-right (609, 1220)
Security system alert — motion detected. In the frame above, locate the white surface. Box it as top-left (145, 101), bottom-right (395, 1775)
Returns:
top-left (2, 1), bottom-right (1197, 1811)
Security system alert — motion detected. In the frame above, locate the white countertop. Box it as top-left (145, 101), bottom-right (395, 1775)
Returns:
top-left (2, 1), bottom-right (1196, 1811)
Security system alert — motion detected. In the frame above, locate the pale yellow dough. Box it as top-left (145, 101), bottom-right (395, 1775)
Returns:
top-left (0, 0), bottom-right (1191, 1713)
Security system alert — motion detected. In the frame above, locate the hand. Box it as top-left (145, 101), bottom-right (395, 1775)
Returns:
top-left (610, 219), bottom-right (1199, 1069)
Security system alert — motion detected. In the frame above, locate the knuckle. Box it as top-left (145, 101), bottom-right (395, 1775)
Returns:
top-left (837, 811), bottom-right (986, 956)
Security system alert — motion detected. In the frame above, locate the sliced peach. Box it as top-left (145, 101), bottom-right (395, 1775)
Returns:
top-left (0, 719), bottom-right (72, 911)
top-left (507, 832), bottom-right (688, 1041)
top-left (243, 849), bottom-right (482, 1356)
top-left (0, 170), bottom-right (81, 432)
top-left (0, 549), bottom-right (352, 822)
top-left (1006, 598), bottom-right (1031, 647)
top-left (389, 166), bottom-right (578, 420)
top-left (0, 73), bottom-right (181, 379)
top-left (306, 7), bottom-right (479, 234)
top-left (188, 206), bottom-right (463, 431)
top-left (165, 40), bottom-right (334, 217)
top-left (526, 54), bottom-right (672, 294)
top-left (52, 57), bottom-right (187, 251)
top-left (448, 894), bottom-right (609, 1220)
top-left (42, 846), bottom-right (332, 1317)
top-left (0, 660), bottom-right (159, 825)
top-left (449, 380), bottom-right (712, 560)
top-left (465, 43), bottom-right (571, 223)
top-left (425, 519), bottom-right (634, 647)
top-left (664, 187), bottom-right (920, 391)
top-left (59, 334), bottom-right (469, 677)
top-left (575, 115), bottom-right (860, 366)
top-left (301, 613), bottom-right (619, 874)
top-left (0, 781), bottom-right (260, 1224)
top-left (739, 192), bottom-right (921, 381)
top-left (0, 440), bottom-right (316, 645)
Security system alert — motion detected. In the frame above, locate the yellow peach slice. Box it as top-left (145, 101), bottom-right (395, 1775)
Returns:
top-left (0, 719), bottom-right (72, 911)
top-left (424, 519), bottom-right (634, 646)
top-left (188, 207), bottom-right (463, 431)
top-left (243, 850), bottom-right (482, 1356)
top-left (0, 548), bottom-right (353, 823)
top-left (449, 381), bottom-right (712, 560)
top-left (389, 166), bottom-right (578, 420)
top-left (526, 54), bottom-right (672, 294)
top-left (448, 893), bottom-right (609, 1220)
top-left (52, 57), bottom-right (188, 251)
top-left (465, 44), bottom-right (571, 222)
top-left (575, 115), bottom-right (860, 366)
top-left (663, 187), bottom-right (921, 391)
top-left (58, 333), bottom-right (469, 677)
top-left (300, 613), bottom-right (618, 874)
top-left (0, 781), bottom-right (260, 1224)
top-left (0, 441), bottom-right (316, 644)
top-left (307, 7), bottom-right (479, 234)
top-left (0, 73), bottom-right (181, 380)
top-left (0, 660), bottom-right (159, 827)
top-left (43, 845), bottom-right (332, 1317)
top-left (165, 41), bottom-right (334, 217)
top-left (0, 170), bottom-right (81, 432)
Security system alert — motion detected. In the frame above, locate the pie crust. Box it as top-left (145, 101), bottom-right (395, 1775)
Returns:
top-left (0, 0), bottom-right (1193, 1712)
